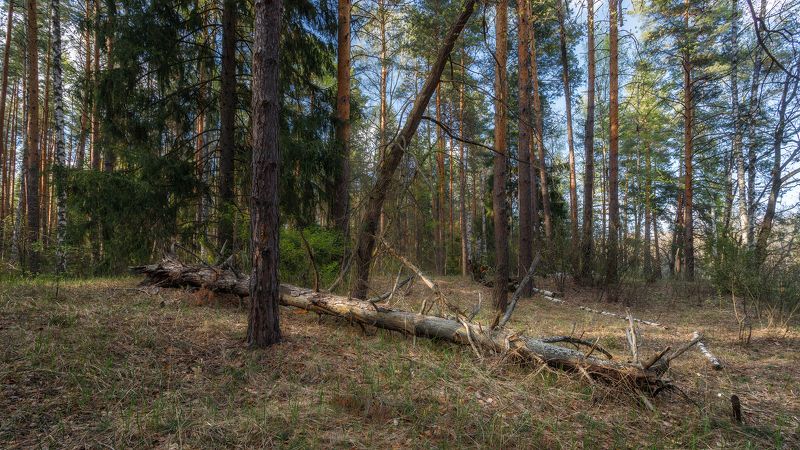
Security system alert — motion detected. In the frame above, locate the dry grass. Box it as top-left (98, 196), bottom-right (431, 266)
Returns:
top-left (1, 274), bottom-right (798, 448)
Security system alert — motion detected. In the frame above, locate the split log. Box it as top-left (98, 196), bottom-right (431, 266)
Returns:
top-left (132, 258), bottom-right (682, 390)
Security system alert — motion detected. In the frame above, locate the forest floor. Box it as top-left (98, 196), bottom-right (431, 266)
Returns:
top-left (1, 274), bottom-right (799, 448)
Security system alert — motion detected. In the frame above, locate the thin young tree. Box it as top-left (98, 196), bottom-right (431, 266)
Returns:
top-left (580, 0), bottom-right (596, 283)
top-left (248, 0), bottom-right (282, 347)
top-left (492, 0), bottom-right (509, 311)
top-left (557, 0), bottom-right (578, 268)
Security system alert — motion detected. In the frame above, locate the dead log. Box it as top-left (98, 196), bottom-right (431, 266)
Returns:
top-left (132, 258), bottom-right (683, 390)
top-left (692, 331), bottom-right (723, 370)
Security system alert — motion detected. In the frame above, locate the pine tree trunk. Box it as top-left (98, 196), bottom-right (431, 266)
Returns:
top-left (76, 0), bottom-right (91, 169)
top-left (25, 0), bottom-right (41, 273)
top-left (331, 0), bottom-right (351, 237)
top-left (90, 0), bottom-right (101, 170)
top-left (458, 57), bottom-right (469, 276)
top-left (218, 0), bottom-right (237, 251)
top-left (492, 0), bottom-right (509, 311)
top-left (606, 0), bottom-right (620, 294)
top-left (529, 27), bottom-right (552, 243)
top-left (435, 88), bottom-right (445, 275)
top-left (557, 0), bottom-right (578, 269)
top-left (248, 0), bottom-right (282, 347)
top-left (0, 1), bottom-right (13, 227)
top-left (350, 0), bottom-right (476, 299)
top-left (516, 0), bottom-right (532, 295)
top-left (682, 0), bottom-right (694, 281)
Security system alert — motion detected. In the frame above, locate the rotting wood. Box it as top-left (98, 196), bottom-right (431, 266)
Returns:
top-left (131, 258), bottom-right (700, 391)
top-left (692, 330), bottom-right (723, 370)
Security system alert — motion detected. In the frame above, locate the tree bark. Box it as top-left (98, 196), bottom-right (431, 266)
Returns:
top-left (606, 0), bottom-right (620, 292)
top-left (729, 0), bottom-right (747, 245)
top-left (248, 0), bottom-right (282, 347)
top-left (557, 0), bottom-right (578, 269)
top-left (458, 56), bottom-right (469, 277)
top-left (529, 26), bottom-right (552, 243)
top-left (682, 0), bottom-right (694, 281)
top-left (516, 0), bottom-right (532, 296)
top-left (52, 0), bottom-right (67, 272)
top-left (745, 0), bottom-right (766, 247)
top-left (331, 0), bottom-right (351, 238)
top-left (0, 0), bottom-right (13, 226)
top-left (25, 0), bottom-right (41, 273)
top-left (350, 0), bottom-right (477, 299)
top-left (435, 88), bottom-right (445, 275)
top-left (218, 0), bottom-right (237, 251)
top-left (492, 0), bottom-right (509, 311)
top-left (134, 257), bottom-right (676, 388)
top-left (754, 62), bottom-right (798, 264)
top-left (580, 0), bottom-right (595, 283)
top-left (90, 0), bottom-right (100, 170)
top-left (75, 0), bottom-right (91, 169)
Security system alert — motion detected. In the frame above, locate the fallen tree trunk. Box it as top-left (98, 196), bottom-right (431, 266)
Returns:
top-left (132, 258), bottom-right (682, 390)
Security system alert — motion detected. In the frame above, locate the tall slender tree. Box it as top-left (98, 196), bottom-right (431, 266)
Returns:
top-left (530, 26), bottom-right (552, 243)
top-left (331, 0), bottom-right (351, 237)
top-left (51, 0), bottom-right (66, 272)
top-left (682, 0), bottom-right (694, 280)
top-left (516, 0), bottom-right (532, 295)
top-left (218, 0), bottom-right (237, 251)
top-left (557, 0), bottom-right (578, 267)
top-left (248, 0), bottom-right (282, 347)
top-left (0, 0), bottom-right (14, 227)
top-left (492, 0), bottom-right (509, 310)
top-left (25, 0), bottom-right (41, 273)
top-left (580, 0), bottom-right (595, 283)
top-left (606, 0), bottom-right (620, 293)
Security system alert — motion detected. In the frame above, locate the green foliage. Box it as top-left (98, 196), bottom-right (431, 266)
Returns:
top-left (279, 227), bottom-right (344, 288)
top-left (66, 155), bottom-right (198, 274)
top-left (706, 235), bottom-right (800, 326)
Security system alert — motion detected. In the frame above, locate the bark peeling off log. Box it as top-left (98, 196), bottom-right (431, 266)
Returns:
top-left (131, 258), bottom-right (673, 390)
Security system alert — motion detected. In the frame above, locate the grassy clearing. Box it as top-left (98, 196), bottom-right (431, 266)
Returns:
top-left (1, 275), bottom-right (798, 448)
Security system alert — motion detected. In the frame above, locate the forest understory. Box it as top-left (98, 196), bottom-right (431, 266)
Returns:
top-left (1, 275), bottom-right (797, 448)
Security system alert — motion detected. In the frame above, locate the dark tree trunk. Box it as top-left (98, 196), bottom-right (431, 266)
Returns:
top-left (350, 0), bottom-right (476, 299)
top-left (0, 0), bottom-right (14, 228)
top-left (76, 0), bottom-right (91, 169)
top-left (218, 0), bottom-right (237, 251)
top-left (248, 0), bottom-right (282, 347)
top-left (516, 0), bottom-right (532, 295)
top-left (331, 0), bottom-right (351, 237)
top-left (682, 0), bottom-right (694, 281)
top-left (492, 0), bottom-right (509, 311)
top-left (530, 28), bottom-right (552, 243)
top-left (25, 0), bottom-right (41, 273)
top-left (606, 0), bottom-right (620, 294)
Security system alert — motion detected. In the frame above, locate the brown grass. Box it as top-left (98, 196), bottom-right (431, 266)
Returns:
top-left (1, 274), bottom-right (798, 448)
